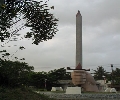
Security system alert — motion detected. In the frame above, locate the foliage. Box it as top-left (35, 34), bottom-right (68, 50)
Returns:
top-left (93, 66), bottom-right (120, 85)
top-left (0, 56), bottom-right (71, 89)
top-left (46, 68), bottom-right (71, 90)
top-left (0, 0), bottom-right (59, 90)
top-left (29, 71), bottom-right (47, 88)
top-left (29, 68), bottom-right (71, 90)
top-left (93, 66), bottom-right (107, 80)
top-left (0, 87), bottom-right (56, 100)
top-left (0, 46), bottom-right (26, 61)
top-left (111, 68), bottom-right (120, 85)
top-left (0, 0), bottom-right (58, 45)
top-left (48, 68), bottom-right (71, 83)
top-left (0, 58), bottom-right (34, 87)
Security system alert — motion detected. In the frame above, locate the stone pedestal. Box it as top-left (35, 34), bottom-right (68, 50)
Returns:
top-left (65, 87), bottom-right (81, 94)
top-left (51, 87), bottom-right (63, 91)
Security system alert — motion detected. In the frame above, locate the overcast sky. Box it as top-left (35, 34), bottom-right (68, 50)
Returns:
top-left (1, 0), bottom-right (120, 72)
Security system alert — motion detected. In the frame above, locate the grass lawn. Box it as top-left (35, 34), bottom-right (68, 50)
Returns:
top-left (0, 87), bottom-right (56, 100)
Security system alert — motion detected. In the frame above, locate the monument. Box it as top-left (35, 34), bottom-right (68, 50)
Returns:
top-left (76, 10), bottom-right (82, 67)
top-left (66, 11), bottom-right (99, 94)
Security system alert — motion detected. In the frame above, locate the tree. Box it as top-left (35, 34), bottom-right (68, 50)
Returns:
top-left (111, 68), bottom-right (120, 85)
top-left (46, 68), bottom-right (71, 90)
top-left (28, 68), bottom-right (71, 90)
top-left (0, 58), bottom-right (34, 87)
top-left (29, 71), bottom-right (47, 88)
top-left (0, 0), bottom-right (58, 45)
top-left (48, 68), bottom-right (71, 80)
top-left (93, 66), bottom-right (107, 80)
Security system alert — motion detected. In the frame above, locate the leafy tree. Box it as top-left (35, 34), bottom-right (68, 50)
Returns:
top-left (46, 68), bottom-right (71, 90)
top-left (29, 71), bottom-right (47, 88)
top-left (0, 0), bottom-right (58, 45)
top-left (0, 0), bottom-right (59, 89)
top-left (48, 68), bottom-right (71, 81)
top-left (111, 68), bottom-right (120, 85)
top-left (93, 66), bottom-right (120, 85)
top-left (93, 66), bottom-right (107, 80)
top-left (0, 58), bottom-right (34, 87)
top-left (28, 68), bottom-right (71, 90)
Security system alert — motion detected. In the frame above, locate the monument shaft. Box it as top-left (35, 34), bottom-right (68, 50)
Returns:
top-left (76, 11), bottom-right (82, 67)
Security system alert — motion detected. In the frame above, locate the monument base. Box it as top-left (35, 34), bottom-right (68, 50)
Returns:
top-left (65, 87), bottom-right (81, 94)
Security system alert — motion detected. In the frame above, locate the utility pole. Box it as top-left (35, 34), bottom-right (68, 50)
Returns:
top-left (45, 79), bottom-right (47, 90)
top-left (111, 64), bottom-right (114, 87)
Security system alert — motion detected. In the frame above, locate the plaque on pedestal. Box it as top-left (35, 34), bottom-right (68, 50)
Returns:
top-left (65, 87), bottom-right (81, 94)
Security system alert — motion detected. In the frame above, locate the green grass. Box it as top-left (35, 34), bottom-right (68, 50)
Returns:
top-left (0, 87), bottom-right (56, 100)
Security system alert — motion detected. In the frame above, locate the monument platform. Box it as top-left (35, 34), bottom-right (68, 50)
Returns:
top-left (65, 87), bottom-right (81, 94)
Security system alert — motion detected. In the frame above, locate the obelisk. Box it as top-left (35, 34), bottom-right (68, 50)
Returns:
top-left (76, 10), bottom-right (82, 67)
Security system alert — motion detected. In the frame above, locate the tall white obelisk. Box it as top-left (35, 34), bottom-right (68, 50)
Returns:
top-left (76, 10), bottom-right (82, 67)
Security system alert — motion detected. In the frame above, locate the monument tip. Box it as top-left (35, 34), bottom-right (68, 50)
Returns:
top-left (76, 10), bottom-right (81, 17)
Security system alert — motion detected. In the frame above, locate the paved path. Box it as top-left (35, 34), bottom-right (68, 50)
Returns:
top-left (36, 91), bottom-right (120, 100)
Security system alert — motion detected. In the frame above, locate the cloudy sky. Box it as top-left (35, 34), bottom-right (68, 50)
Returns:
top-left (1, 0), bottom-right (120, 72)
